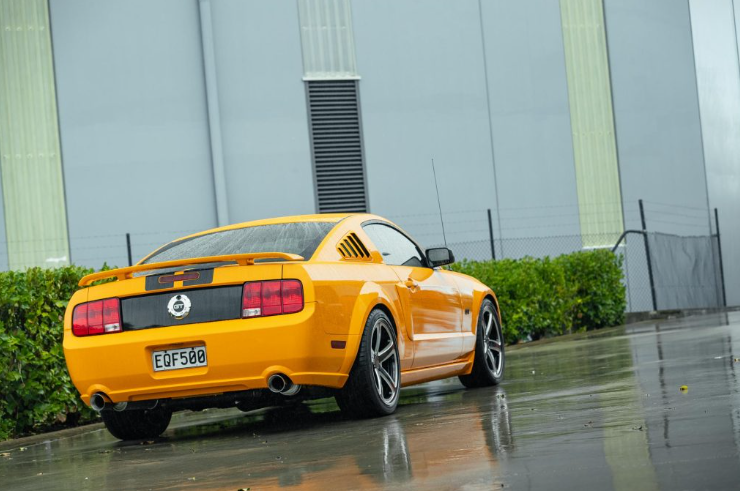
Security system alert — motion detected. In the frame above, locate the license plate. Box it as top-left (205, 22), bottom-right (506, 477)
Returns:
top-left (152, 346), bottom-right (207, 372)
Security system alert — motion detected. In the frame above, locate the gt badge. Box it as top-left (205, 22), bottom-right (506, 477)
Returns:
top-left (167, 294), bottom-right (191, 320)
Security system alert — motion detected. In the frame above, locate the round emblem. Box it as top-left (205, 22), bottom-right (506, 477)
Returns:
top-left (167, 294), bottom-right (191, 320)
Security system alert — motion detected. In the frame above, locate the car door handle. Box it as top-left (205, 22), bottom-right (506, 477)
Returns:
top-left (404, 279), bottom-right (419, 291)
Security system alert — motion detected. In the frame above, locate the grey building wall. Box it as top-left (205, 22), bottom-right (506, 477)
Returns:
top-left (689, 0), bottom-right (740, 306)
top-left (605, 0), bottom-right (713, 311)
top-left (605, 0), bottom-right (711, 236)
top-left (37, 0), bottom-right (739, 312)
top-left (49, 0), bottom-right (218, 266)
top-left (209, 0), bottom-right (315, 223)
top-left (351, 0), bottom-right (498, 256)
top-left (481, 0), bottom-right (580, 249)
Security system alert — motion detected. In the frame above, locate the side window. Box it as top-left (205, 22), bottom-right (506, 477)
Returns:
top-left (363, 224), bottom-right (425, 267)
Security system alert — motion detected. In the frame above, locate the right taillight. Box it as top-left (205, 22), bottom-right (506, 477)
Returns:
top-left (241, 279), bottom-right (304, 318)
top-left (72, 298), bottom-right (122, 336)
top-left (281, 280), bottom-right (303, 314)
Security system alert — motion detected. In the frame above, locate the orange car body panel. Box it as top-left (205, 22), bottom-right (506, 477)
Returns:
top-left (63, 214), bottom-right (497, 406)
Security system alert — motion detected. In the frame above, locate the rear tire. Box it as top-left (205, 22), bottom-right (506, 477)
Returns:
top-left (459, 299), bottom-right (505, 388)
top-left (336, 309), bottom-right (400, 418)
top-left (101, 408), bottom-right (172, 441)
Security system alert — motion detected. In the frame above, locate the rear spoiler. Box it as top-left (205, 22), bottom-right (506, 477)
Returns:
top-left (78, 252), bottom-right (305, 287)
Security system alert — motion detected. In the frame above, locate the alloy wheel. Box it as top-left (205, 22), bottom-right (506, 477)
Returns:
top-left (482, 305), bottom-right (504, 378)
top-left (370, 317), bottom-right (399, 405)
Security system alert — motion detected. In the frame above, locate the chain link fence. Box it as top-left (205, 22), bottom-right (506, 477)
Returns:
top-left (0, 201), bottom-right (728, 314)
top-left (388, 201), bottom-right (727, 314)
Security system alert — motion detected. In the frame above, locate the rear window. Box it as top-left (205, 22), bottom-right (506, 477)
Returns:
top-left (142, 222), bottom-right (336, 264)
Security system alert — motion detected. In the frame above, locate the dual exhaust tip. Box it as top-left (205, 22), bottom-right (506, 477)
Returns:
top-left (268, 374), bottom-right (301, 396)
top-left (90, 393), bottom-right (128, 412)
top-left (91, 374), bottom-right (299, 411)
top-left (90, 393), bottom-right (154, 412)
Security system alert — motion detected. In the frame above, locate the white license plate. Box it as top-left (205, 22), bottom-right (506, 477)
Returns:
top-left (152, 346), bottom-right (207, 372)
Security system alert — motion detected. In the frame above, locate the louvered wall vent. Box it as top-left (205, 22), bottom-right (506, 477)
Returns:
top-left (306, 80), bottom-right (368, 213)
top-left (337, 232), bottom-right (371, 260)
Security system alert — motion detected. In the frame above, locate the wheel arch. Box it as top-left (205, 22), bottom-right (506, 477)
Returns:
top-left (471, 289), bottom-right (500, 336)
top-left (339, 285), bottom-right (405, 376)
top-left (484, 293), bottom-right (500, 319)
top-left (369, 302), bottom-right (398, 334)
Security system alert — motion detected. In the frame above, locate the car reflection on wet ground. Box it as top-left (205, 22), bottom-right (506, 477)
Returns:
top-left (2, 312), bottom-right (740, 490)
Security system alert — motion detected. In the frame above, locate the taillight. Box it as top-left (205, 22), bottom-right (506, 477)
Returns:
top-left (242, 282), bottom-right (261, 317)
top-left (72, 298), bottom-right (122, 337)
top-left (281, 280), bottom-right (303, 314)
top-left (242, 280), bottom-right (304, 318)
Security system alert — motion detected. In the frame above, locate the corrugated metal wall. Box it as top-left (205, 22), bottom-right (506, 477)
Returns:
top-left (0, 0), bottom-right (69, 269)
top-left (560, 0), bottom-right (623, 246)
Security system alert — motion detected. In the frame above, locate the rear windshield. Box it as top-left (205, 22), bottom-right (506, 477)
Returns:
top-left (142, 222), bottom-right (336, 264)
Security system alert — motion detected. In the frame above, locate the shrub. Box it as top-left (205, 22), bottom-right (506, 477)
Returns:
top-left (452, 249), bottom-right (625, 343)
top-left (555, 249), bottom-right (626, 331)
top-left (0, 266), bottom-right (99, 440)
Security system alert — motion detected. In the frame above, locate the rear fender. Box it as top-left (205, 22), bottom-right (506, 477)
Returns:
top-left (339, 283), bottom-right (410, 375)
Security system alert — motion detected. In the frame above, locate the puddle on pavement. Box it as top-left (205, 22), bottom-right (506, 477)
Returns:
top-left (2, 313), bottom-right (740, 490)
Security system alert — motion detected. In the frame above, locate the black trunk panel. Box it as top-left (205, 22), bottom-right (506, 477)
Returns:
top-left (121, 286), bottom-right (242, 330)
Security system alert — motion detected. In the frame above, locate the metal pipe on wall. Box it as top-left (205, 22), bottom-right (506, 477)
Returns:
top-left (197, 0), bottom-right (230, 227)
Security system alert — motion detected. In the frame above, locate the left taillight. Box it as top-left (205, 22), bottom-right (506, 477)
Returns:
top-left (72, 298), bottom-right (122, 337)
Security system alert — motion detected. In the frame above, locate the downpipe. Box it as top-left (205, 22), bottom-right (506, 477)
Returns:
top-left (267, 374), bottom-right (301, 396)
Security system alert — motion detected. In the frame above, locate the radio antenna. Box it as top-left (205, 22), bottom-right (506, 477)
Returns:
top-left (430, 158), bottom-right (448, 247)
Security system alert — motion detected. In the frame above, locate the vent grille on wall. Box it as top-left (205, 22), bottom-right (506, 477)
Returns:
top-left (306, 80), bottom-right (368, 213)
top-left (337, 232), bottom-right (371, 260)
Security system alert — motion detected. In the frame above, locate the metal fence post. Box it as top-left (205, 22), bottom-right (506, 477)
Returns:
top-left (639, 199), bottom-right (658, 311)
top-left (487, 209), bottom-right (496, 260)
top-left (714, 208), bottom-right (727, 307)
top-left (126, 233), bottom-right (133, 267)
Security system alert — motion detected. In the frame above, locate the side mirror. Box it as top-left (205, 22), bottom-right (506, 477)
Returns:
top-left (426, 247), bottom-right (455, 267)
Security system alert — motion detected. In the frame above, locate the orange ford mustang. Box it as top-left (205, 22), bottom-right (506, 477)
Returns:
top-left (63, 214), bottom-right (505, 440)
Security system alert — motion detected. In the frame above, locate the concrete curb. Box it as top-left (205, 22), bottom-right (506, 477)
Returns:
top-left (625, 306), bottom-right (740, 325)
top-left (0, 422), bottom-right (105, 451)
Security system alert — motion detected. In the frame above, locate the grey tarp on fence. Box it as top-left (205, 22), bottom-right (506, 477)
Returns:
top-left (647, 232), bottom-right (723, 310)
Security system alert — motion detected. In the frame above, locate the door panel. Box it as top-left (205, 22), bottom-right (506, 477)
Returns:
top-left (361, 222), bottom-right (463, 369)
top-left (391, 266), bottom-right (463, 368)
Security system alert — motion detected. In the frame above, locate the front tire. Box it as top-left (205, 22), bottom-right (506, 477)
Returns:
top-left (459, 299), bottom-right (505, 388)
top-left (101, 408), bottom-right (172, 441)
top-left (336, 309), bottom-right (400, 417)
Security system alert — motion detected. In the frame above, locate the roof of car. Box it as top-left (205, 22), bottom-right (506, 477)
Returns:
top-left (215, 213), bottom-right (352, 230)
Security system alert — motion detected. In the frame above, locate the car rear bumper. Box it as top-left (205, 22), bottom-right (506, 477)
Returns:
top-left (63, 302), bottom-right (357, 405)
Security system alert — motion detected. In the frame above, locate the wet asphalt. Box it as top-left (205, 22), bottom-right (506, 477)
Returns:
top-left (2, 312), bottom-right (740, 490)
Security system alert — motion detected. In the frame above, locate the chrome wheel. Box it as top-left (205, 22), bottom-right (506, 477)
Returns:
top-left (370, 317), bottom-right (399, 406)
top-left (482, 305), bottom-right (504, 378)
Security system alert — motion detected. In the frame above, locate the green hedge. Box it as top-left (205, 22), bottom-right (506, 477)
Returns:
top-left (452, 249), bottom-right (626, 344)
top-left (0, 267), bottom-right (99, 440)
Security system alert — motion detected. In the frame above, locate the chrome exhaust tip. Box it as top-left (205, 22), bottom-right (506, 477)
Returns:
top-left (90, 392), bottom-right (109, 412)
top-left (282, 384), bottom-right (301, 397)
top-left (268, 374), bottom-right (288, 394)
top-left (267, 374), bottom-right (301, 396)
top-left (113, 401), bottom-right (128, 412)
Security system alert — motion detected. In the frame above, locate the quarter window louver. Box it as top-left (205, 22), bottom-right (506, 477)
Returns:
top-left (307, 80), bottom-right (368, 213)
top-left (337, 232), bottom-right (370, 260)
